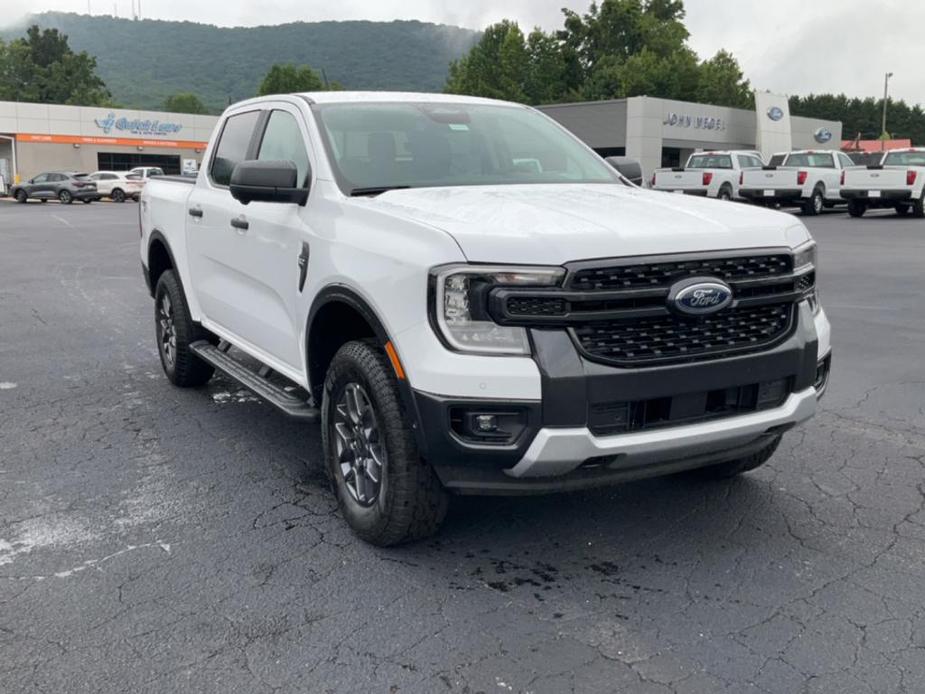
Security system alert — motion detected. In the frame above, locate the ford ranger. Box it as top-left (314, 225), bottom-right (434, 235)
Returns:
top-left (140, 92), bottom-right (832, 546)
top-left (740, 149), bottom-right (858, 215)
top-left (651, 150), bottom-right (764, 201)
top-left (840, 147), bottom-right (925, 218)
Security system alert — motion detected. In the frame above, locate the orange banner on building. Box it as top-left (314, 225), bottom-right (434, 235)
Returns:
top-left (16, 133), bottom-right (209, 150)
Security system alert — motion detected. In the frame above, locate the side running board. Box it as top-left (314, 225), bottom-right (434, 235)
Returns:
top-left (190, 340), bottom-right (319, 421)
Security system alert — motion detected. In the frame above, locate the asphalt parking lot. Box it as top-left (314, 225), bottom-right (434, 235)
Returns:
top-left (1, 198), bottom-right (924, 694)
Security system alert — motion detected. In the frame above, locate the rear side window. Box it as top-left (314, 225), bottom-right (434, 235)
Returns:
top-left (737, 155), bottom-right (763, 169)
top-left (210, 111), bottom-right (260, 186)
top-left (837, 152), bottom-right (856, 168)
top-left (257, 110), bottom-right (311, 187)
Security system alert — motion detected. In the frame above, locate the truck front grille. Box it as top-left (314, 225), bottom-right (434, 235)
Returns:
top-left (569, 253), bottom-right (792, 291)
top-left (572, 303), bottom-right (794, 366)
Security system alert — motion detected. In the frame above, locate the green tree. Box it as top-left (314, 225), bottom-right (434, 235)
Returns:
top-left (0, 25), bottom-right (110, 105)
top-left (446, 21), bottom-right (529, 102)
top-left (257, 63), bottom-right (325, 95)
top-left (164, 92), bottom-right (209, 114)
top-left (697, 50), bottom-right (752, 109)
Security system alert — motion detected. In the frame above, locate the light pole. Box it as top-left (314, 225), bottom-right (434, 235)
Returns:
top-left (881, 71), bottom-right (894, 150)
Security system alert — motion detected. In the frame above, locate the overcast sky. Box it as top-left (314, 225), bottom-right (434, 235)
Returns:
top-left (3, 0), bottom-right (922, 104)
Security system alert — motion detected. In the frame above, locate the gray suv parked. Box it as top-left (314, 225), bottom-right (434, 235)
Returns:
top-left (11, 172), bottom-right (102, 204)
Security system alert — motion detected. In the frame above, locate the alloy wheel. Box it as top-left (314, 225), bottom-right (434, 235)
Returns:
top-left (333, 382), bottom-right (385, 507)
top-left (157, 293), bottom-right (176, 368)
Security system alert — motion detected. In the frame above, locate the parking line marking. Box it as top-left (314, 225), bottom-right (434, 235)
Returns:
top-left (51, 215), bottom-right (72, 228)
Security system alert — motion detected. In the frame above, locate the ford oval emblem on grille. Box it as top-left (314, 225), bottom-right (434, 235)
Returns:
top-left (668, 277), bottom-right (733, 316)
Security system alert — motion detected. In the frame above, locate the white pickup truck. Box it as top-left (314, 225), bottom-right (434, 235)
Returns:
top-left (840, 148), bottom-right (925, 218)
top-left (140, 92), bottom-right (831, 545)
top-left (651, 150), bottom-right (765, 200)
top-left (740, 149), bottom-right (858, 215)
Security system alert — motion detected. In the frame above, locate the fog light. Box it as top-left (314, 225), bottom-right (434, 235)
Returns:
top-left (450, 407), bottom-right (528, 444)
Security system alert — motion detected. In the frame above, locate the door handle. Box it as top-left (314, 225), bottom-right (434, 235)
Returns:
top-left (230, 216), bottom-right (249, 231)
top-left (188, 207), bottom-right (203, 218)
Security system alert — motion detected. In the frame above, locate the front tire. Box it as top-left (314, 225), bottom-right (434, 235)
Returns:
top-left (153, 270), bottom-right (214, 387)
top-left (802, 189), bottom-right (824, 216)
top-left (848, 199), bottom-right (867, 218)
top-left (15, 189), bottom-right (27, 203)
top-left (692, 435), bottom-right (781, 480)
top-left (322, 340), bottom-right (448, 546)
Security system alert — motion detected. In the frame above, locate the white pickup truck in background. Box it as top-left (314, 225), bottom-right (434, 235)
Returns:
top-left (840, 148), bottom-right (925, 218)
top-left (740, 149), bottom-right (858, 215)
top-left (139, 92), bottom-right (831, 545)
top-left (651, 150), bottom-right (764, 201)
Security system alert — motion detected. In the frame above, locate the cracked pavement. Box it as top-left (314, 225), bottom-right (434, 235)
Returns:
top-left (1, 200), bottom-right (924, 693)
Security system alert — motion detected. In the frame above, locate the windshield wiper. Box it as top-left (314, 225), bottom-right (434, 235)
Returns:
top-left (348, 185), bottom-right (412, 197)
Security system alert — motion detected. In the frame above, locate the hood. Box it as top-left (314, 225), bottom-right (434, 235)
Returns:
top-left (362, 184), bottom-right (811, 265)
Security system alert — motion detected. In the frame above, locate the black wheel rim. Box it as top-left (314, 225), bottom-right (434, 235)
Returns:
top-left (333, 382), bottom-right (385, 507)
top-left (157, 292), bottom-right (176, 368)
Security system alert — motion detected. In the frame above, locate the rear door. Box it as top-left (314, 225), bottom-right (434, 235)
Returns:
top-left (186, 108), bottom-right (263, 352)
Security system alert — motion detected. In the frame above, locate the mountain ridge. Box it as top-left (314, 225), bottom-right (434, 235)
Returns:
top-left (0, 12), bottom-right (480, 112)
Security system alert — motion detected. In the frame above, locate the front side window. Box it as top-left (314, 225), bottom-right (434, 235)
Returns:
top-left (32, 174), bottom-right (48, 183)
top-left (313, 102), bottom-right (618, 194)
top-left (687, 154), bottom-right (733, 169)
top-left (786, 152), bottom-right (835, 168)
top-left (210, 111), bottom-right (260, 187)
top-left (257, 110), bottom-right (311, 187)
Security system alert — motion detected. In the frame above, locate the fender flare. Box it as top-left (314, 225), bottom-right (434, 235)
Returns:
top-left (306, 285), bottom-right (428, 454)
top-left (145, 230), bottom-right (180, 297)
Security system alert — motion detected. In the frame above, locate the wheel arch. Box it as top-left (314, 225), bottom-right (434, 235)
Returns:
top-left (306, 285), bottom-right (426, 452)
top-left (146, 230), bottom-right (178, 298)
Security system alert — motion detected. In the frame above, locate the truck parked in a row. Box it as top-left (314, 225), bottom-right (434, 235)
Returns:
top-left (739, 150), bottom-right (858, 216)
top-left (650, 150), bottom-right (765, 201)
top-left (840, 148), bottom-right (925, 218)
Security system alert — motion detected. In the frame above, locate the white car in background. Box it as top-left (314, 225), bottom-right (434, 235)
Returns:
top-left (840, 148), bottom-right (925, 218)
top-left (88, 171), bottom-right (144, 202)
top-left (651, 150), bottom-right (764, 201)
top-left (740, 150), bottom-right (857, 215)
top-left (129, 166), bottom-right (166, 180)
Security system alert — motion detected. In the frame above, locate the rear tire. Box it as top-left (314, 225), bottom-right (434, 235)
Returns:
top-left (895, 204), bottom-right (910, 217)
top-left (15, 189), bottom-right (27, 203)
top-left (111, 188), bottom-right (125, 203)
top-left (913, 192), bottom-right (925, 219)
top-left (717, 186), bottom-right (733, 201)
top-left (153, 270), bottom-right (214, 387)
top-left (848, 199), bottom-right (867, 218)
top-left (82, 199), bottom-right (93, 204)
top-left (58, 190), bottom-right (73, 204)
top-left (802, 189), bottom-right (824, 216)
top-left (691, 435), bottom-right (782, 480)
top-left (322, 340), bottom-right (448, 546)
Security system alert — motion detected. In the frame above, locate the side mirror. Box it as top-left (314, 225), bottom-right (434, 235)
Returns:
top-left (229, 160), bottom-right (309, 205)
top-left (604, 156), bottom-right (643, 187)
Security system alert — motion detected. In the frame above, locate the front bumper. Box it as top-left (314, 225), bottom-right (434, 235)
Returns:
top-left (414, 303), bottom-right (830, 495)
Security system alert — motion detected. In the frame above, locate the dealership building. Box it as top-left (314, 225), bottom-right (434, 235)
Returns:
top-left (538, 95), bottom-right (843, 176)
top-left (0, 101), bottom-right (219, 184)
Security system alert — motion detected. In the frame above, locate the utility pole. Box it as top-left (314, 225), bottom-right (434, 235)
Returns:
top-left (881, 71), bottom-right (893, 151)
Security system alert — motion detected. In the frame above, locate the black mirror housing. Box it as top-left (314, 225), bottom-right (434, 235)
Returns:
top-left (229, 160), bottom-right (309, 205)
top-left (604, 156), bottom-right (643, 187)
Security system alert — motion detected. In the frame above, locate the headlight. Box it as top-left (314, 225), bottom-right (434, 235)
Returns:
top-left (431, 265), bottom-right (565, 355)
top-left (793, 241), bottom-right (820, 314)
top-left (793, 241), bottom-right (817, 271)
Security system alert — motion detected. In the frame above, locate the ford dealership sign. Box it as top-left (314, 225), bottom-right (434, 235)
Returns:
top-left (94, 113), bottom-right (183, 137)
top-left (663, 112), bottom-right (727, 132)
top-left (814, 127), bottom-right (833, 144)
top-left (766, 106), bottom-right (785, 121)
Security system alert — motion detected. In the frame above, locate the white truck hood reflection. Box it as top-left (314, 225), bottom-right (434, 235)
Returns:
top-left (366, 184), bottom-right (811, 264)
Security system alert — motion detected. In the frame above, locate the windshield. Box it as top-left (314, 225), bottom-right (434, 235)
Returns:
top-left (686, 154), bottom-right (732, 170)
top-left (313, 102), bottom-right (618, 193)
top-left (785, 152), bottom-right (834, 168)
top-left (883, 151), bottom-right (925, 166)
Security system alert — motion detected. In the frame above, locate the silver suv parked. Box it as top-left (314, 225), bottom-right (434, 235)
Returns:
top-left (10, 172), bottom-right (102, 204)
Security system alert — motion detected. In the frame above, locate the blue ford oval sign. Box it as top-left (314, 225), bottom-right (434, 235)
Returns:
top-left (669, 278), bottom-right (733, 316)
top-left (814, 127), bottom-right (833, 143)
top-left (767, 106), bottom-right (784, 122)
